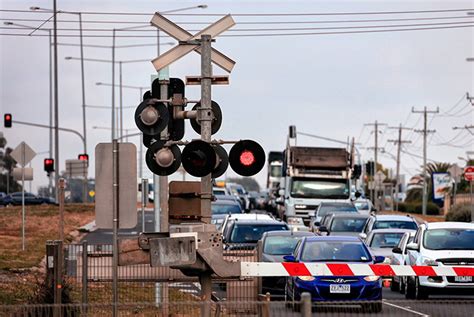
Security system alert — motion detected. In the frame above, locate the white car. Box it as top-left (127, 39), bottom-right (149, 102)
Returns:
top-left (405, 222), bottom-right (474, 299)
top-left (366, 229), bottom-right (416, 263)
top-left (390, 231), bottom-right (415, 293)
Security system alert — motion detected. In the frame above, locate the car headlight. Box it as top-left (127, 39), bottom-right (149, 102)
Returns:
top-left (421, 257), bottom-right (438, 266)
top-left (363, 276), bottom-right (381, 282)
top-left (298, 276), bottom-right (315, 281)
top-left (287, 217), bottom-right (302, 225)
top-left (295, 204), bottom-right (307, 209)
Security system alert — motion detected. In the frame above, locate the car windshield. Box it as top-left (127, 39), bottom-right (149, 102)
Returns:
top-left (263, 235), bottom-right (303, 255)
top-left (212, 203), bottom-right (242, 215)
top-left (330, 218), bottom-right (367, 232)
top-left (423, 229), bottom-right (474, 250)
top-left (291, 178), bottom-right (350, 199)
top-left (370, 232), bottom-right (404, 248)
top-left (230, 224), bottom-right (288, 243)
top-left (270, 165), bottom-right (282, 178)
top-left (319, 205), bottom-right (357, 217)
top-left (301, 241), bottom-right (371, 262)
top-left (373, 220), bottom-right (417, 230)
top-left (213, 190), bottom-right (226, 196)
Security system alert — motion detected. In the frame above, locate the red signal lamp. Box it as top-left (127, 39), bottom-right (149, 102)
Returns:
top-left (229, 140), bottom-right (265, 177)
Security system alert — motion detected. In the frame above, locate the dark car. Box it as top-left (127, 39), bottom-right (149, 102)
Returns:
top-left (318, 213), bottom-right (370, 236)
top-left (211, 199), bottom-right (243, 230)
top-left (4, 192), bottom-right (45, 205)
top-left (260, 230), bottom-right (315, 296)
top-left (0, 192), bottom-right (7, 206)
top-left (223, 218), bottom-right (289, 250)
top-left (309, 202), bottom-right (359, 231)
top-left (285, 236), bottom-right (384, 312)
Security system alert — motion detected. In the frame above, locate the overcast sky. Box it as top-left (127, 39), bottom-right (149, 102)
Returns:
top-left (1, 0), bottom-right (473, 193)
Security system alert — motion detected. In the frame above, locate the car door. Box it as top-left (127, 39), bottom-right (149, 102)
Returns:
top-left (406, 228), bottom-right (422, 266)
top-left (286, 240), bottom-right (302, 297)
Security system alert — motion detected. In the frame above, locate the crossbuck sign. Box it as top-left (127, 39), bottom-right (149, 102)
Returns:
top-left (150, 13), bottom-right (236, 72)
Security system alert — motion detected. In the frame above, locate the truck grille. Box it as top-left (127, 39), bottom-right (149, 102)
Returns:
top-left (436, 258), bottom-right (474, 266)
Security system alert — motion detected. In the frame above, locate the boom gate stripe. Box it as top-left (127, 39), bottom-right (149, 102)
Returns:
top-left (240, 262), bottom-right (474, 277)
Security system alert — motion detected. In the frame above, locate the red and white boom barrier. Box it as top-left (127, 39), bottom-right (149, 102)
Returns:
top-left (241, 262), bottom-right (474, 277)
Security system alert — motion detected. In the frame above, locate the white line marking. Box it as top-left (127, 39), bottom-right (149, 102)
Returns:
top-left (383, 300), bottom-right (429, 316)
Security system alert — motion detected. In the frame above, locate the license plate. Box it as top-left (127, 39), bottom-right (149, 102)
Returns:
top-left (454, 276), bottom-right (472, 282)
top-left (329, 284), bottom-right (350, 293)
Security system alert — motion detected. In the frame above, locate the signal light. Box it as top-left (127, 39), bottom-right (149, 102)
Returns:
top-left (190, 101), bottom-right (223, 135)
top-left (212, 144), bottom-right (229, 179)
top-left (229, 140), bottom-right (265, 176)
top-left (4, 113), bottom-right (12, 128)
top-left (181, 140), bottom-right (216, 177)
top-left (78, 154), bottom-right (89, 161)
top-left (145, 141), bottom-right (181, 176)
top-left (135, 99), bottom-right (169, 136)
top-left (44, 158), bottom-right (55, 173)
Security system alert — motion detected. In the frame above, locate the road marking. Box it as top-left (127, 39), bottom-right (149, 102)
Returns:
top-left (383, 300), bottom-right (429, 316)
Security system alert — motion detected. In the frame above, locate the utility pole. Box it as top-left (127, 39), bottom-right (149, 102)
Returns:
top-left (53, 0), bottom-right (59, 201)
top-left (364, 120), bottom-right (387, 209)
top-left (412, 106), bottom-right (439, 215)
top-left (388, 124), bottom-right (412, 211)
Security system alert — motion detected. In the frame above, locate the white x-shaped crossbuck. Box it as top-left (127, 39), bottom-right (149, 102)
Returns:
top-left (150, 13), bottom-right (236, 73)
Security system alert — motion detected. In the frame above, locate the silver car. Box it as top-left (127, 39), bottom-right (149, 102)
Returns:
top-left (365, 228), bottom-right (416, 263)
top-left (390, 231), bottom-right (415, 293)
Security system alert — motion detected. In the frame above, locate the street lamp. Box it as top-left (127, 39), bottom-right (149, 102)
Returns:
top-left (3, 21), bottom-right (54, 197)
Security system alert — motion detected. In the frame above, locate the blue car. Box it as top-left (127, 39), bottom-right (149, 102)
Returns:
top-left (284, 236), bottom-right (384, 313)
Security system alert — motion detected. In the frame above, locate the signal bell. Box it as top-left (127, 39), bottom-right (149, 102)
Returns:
top-left (135, 99), bottom-right (169, 136)
top-left (190, 101), bottom-right (222, 135)
top-left (229, 140), bottom-right (266, 177)
top-left (145, 141), bottom-right (181, 176)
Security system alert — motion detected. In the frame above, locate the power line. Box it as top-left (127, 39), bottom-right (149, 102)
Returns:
top-left (2, 8), bottom-right (473, 16)
top-left (1, 15), bottom-right (474, 25)
top-left (441, 93), bottom-right (470, 114)
top-left (3, 20), bottom-right (474, 32)
top-left (2, 24), bottom-right (473, 38)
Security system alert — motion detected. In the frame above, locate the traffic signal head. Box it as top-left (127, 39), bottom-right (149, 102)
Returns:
top-left (145, 141), bottom-right (181, 176)
top-left (229, 140), bottom-right (265, 176)
top-left (78, 153), bottom-right (89, 161)
top-left (4, 113), bottom-right (12, 128)
top-left (44, 158), bottom-right (54, 173)
top-left (135, 99), bottom-right (169, 136)
top-left (190, 101), bottom-right (223, 135)
top-left (353, 164), bottom-right (362, 179)
top-left (182, 140), bottom-right (216, 177)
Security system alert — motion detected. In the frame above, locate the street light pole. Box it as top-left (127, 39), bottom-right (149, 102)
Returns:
top-left (111, 29), bottom-right (116, 141)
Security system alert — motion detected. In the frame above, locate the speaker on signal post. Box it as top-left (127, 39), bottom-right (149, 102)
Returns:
top-left (181, 140), bottom-right (217, 177)
top-left (190, 101), bottom-right (223, 135)
top-left (229, 140), bottom-right (265, 177)
top-left (135, 99), bottom-right (169, 136)
top-left (145, 140), bottom-right (181, 176)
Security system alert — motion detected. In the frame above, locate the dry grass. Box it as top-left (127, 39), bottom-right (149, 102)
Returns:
top-left (0, 204), bottom-right (94, 270)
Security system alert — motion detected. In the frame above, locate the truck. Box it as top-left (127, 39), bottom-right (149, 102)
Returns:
top-left (278, 146), bottom-right (358, 225)
top-left (266, 151), bottom-right (284, 193)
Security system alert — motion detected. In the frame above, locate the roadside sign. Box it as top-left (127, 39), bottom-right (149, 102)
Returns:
top-left (150, 13), bottom-right (235, 72)
top-left (12, 167), bottom-right (33, 181)
top-left (448, 164), bottom-right (463, 183)
top-left (464, 166), bottom-right (474, 181)
top-left (10, 142), bottom-right (36, 167)
top-left (95, 143), bottom-right (137, 229)
top-left (65, 159), bottom-right (88, 178)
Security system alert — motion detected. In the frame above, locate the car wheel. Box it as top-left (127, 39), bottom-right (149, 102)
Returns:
top-left (399, 277), bottom-right (406, 294)
top-left (390, 277), bottom-right (399, 292)
top-left (415, 277), bottom-right (429, 300)
top-left (405, 277), bottom-right (416, 299)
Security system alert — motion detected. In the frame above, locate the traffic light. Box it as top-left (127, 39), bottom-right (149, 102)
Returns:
top-left (229, 140), bottom-right (265, 177)
top-left (78, 153), bottom-right (89, 161)
top-left (44, 158), bottom-right (54, 174)
top-left (145, 140), bottom-right (181, 176)
top-left (190, 101), bottom-right (222, 135)
top-left (4, 113), bottom-right (12, 128)
top-left (353, 164), bottom-right (362, 179)
top-left (365, 161), bottom-right (375, 176)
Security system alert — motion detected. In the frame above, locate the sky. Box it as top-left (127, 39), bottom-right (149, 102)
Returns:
top-left (0, 0), bottom-right (473, 193)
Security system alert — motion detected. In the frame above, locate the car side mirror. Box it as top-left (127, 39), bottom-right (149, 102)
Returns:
top-left (314, 221), bottom-right (321, 227)
top-left (392, 247), bottom-right (402, 254)
top-left (359, 233), bottom-right (367, 241)
top-left (319, 226), bottom-right (328, 232)
top-left (355, 191), bottom-right (362, 198)
top-left (406, 242), bottom-right (419, 251)
top-left (278, 189), bottom-right (285, 196)
top-left (283, 255), bottom-right (297, 262)
top-left (276, 197), bottom-right (284, 206)
top-left (374, 256), bottom-right (385, 264)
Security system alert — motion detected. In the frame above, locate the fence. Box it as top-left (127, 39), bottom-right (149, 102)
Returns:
top-left (63, 241), bottom-right (260, 304)
top-left (2, 299), bottom-right (474, 317)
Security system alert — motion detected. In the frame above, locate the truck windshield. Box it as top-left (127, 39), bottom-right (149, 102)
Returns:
top-left (290, 178), bottom-right (349, 199)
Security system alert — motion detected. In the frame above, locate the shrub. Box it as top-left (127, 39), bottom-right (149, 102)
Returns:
top-left (445, 203), bottom-right (472, 222)
top-left (398, 202), bottom-right (440, 215)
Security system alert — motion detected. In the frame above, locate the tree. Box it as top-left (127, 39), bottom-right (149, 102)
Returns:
top-left (227, 177), bottom-right (261, 192)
